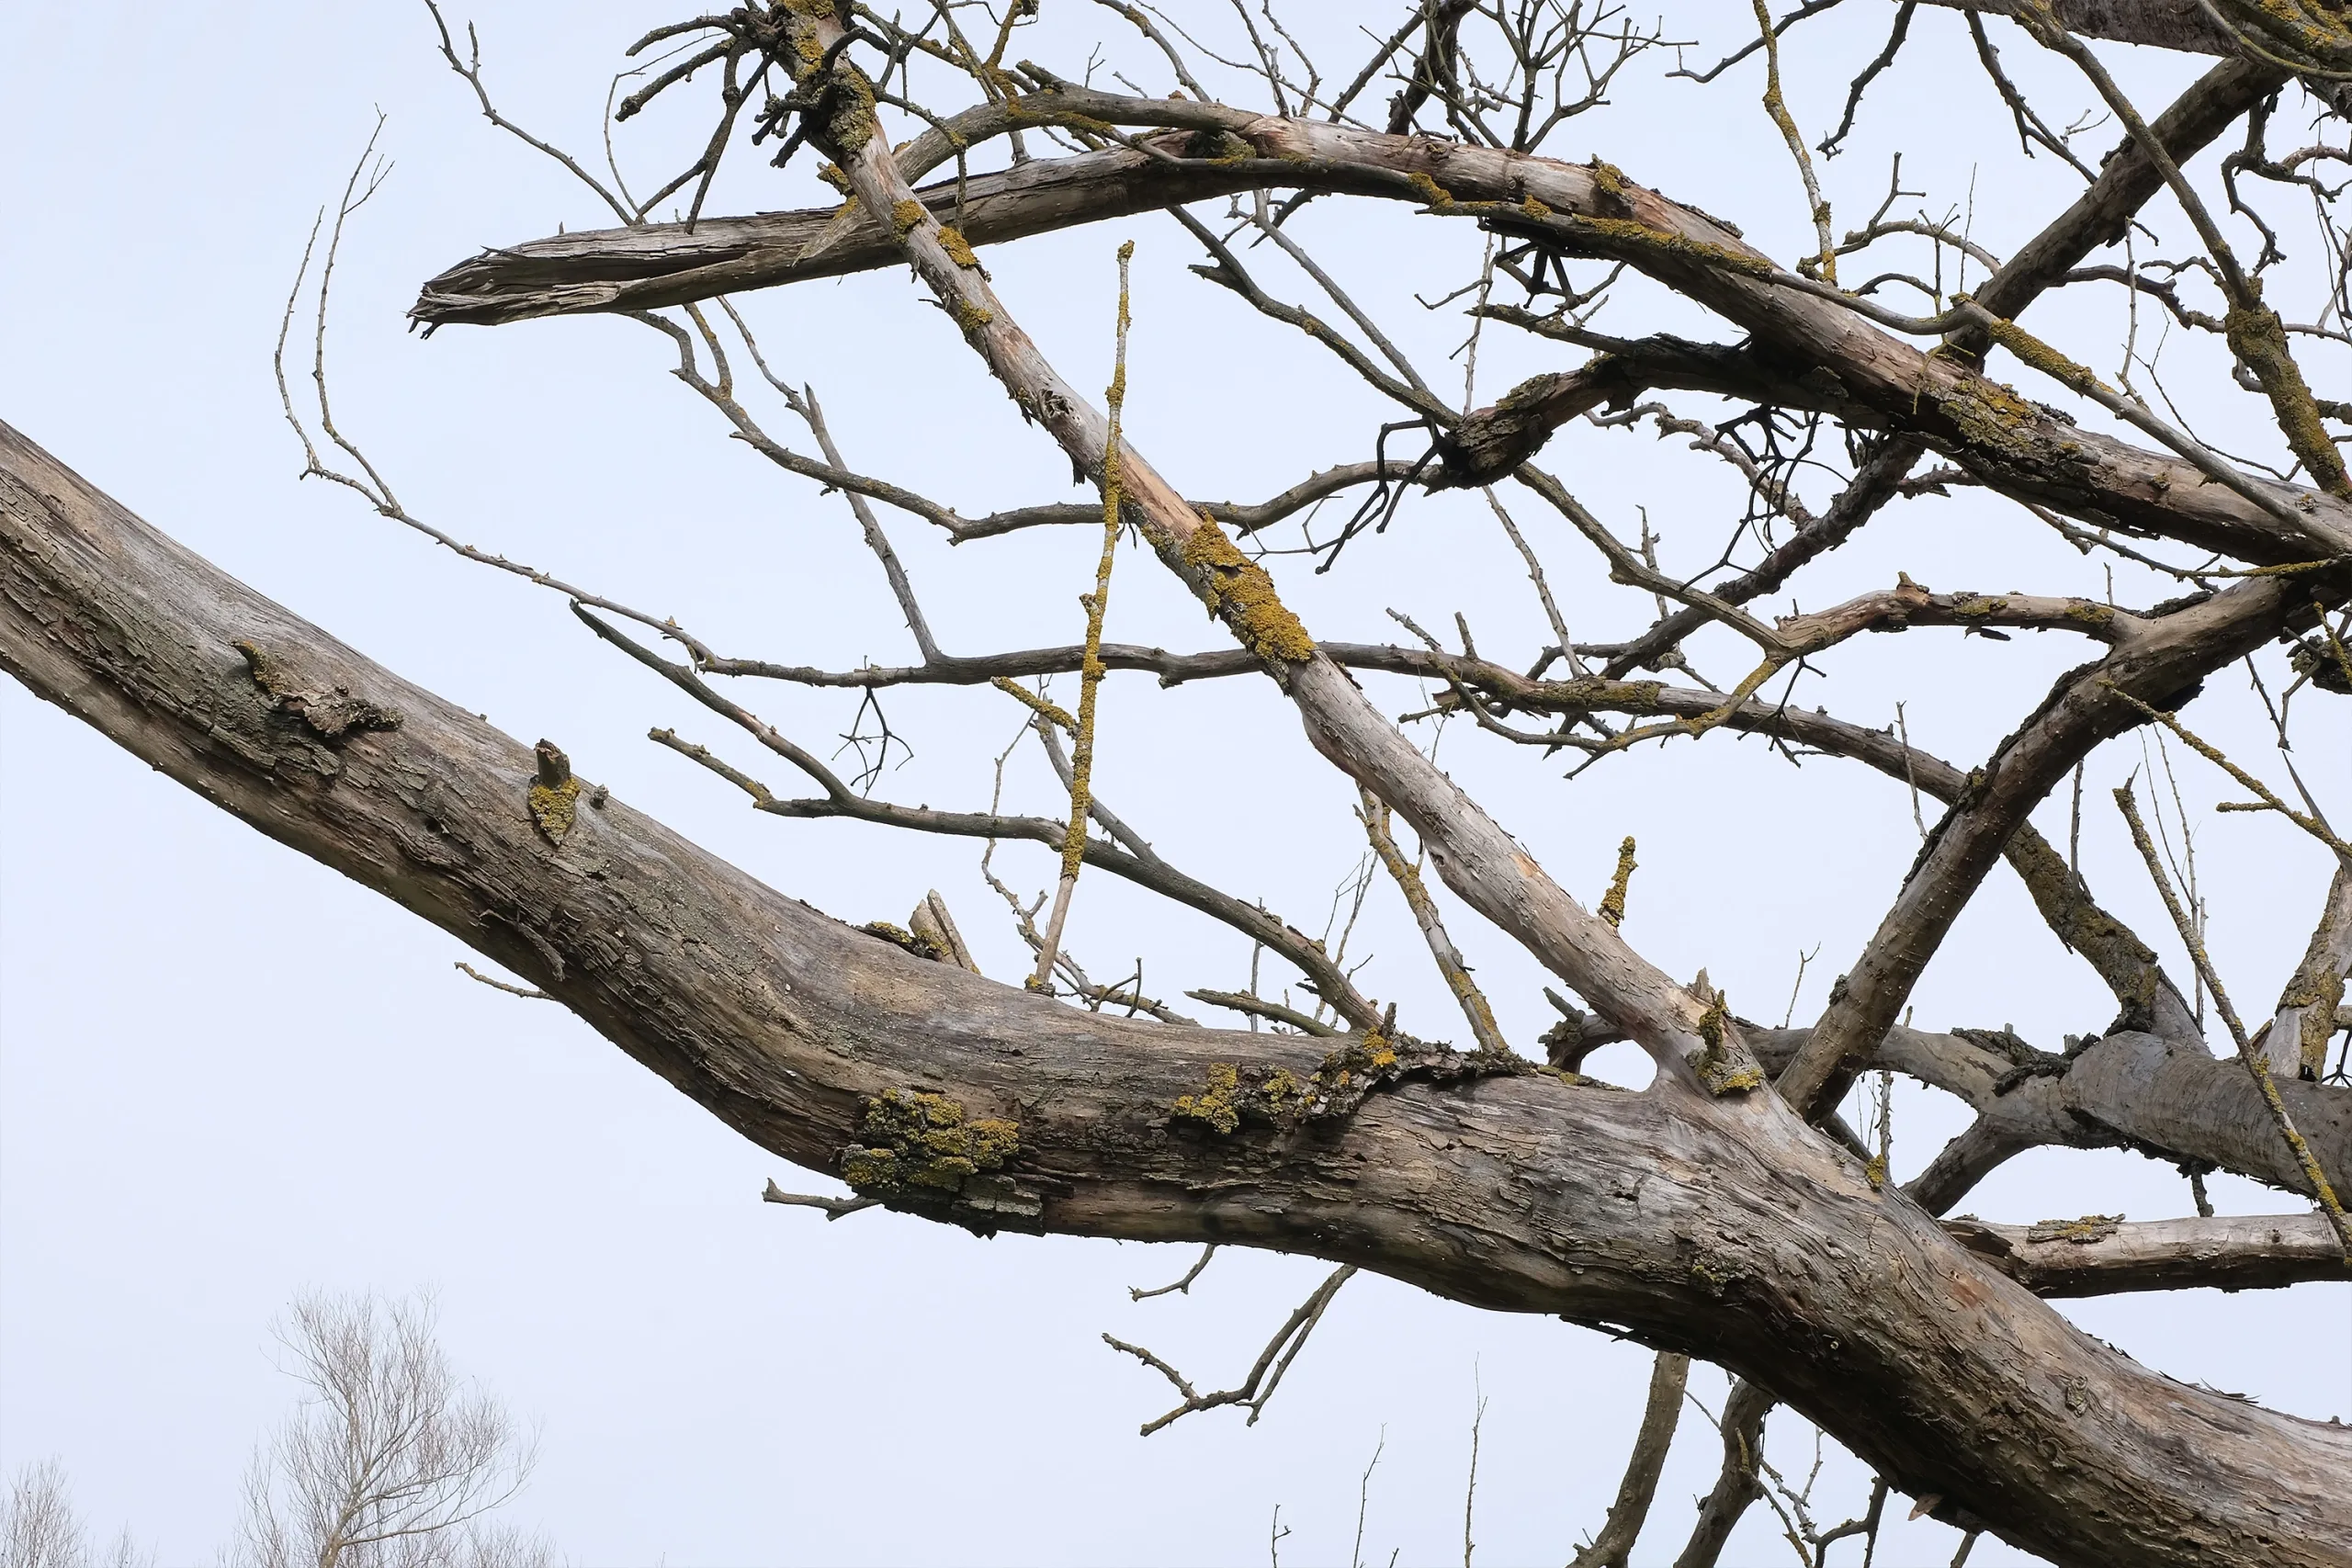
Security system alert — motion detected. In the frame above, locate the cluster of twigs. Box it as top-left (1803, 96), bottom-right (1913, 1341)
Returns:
top-left (277, 2), bottom-right (2351, 1562)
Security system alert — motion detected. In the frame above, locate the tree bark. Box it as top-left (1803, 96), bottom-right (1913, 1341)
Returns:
top-left (5, 421), bottom-right (2349, 1567)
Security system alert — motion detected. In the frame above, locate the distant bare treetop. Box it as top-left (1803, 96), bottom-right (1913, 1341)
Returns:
top-left (2, 1461), bottom-right (145, 1568)
top-left (231, 1293), bottom-right (548, 1568)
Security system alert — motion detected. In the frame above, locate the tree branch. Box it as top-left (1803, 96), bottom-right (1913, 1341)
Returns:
top-left (9, 418), bottom-right (2352, 1568)
top-left (1945, 1212), bottom-right (2348, 1295)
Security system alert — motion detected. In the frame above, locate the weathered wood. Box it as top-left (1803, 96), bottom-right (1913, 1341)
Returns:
top-left (1948, 1213), bottom-right (2348, 1295)
top-left (7, 419), bottom-right (2352, 1568)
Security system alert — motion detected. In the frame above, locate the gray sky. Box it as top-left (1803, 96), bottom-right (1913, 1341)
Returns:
top-left (3, 4), bottom-right (2344, 1564)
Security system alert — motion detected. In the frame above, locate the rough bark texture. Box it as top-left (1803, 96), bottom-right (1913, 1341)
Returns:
top-left (7, 421), bottom-right (2352, 1568)
top-left (1947, 1213), bottom-right (2346, 1295)
top-left (1747, 1026), bottom-right (2352, 1209)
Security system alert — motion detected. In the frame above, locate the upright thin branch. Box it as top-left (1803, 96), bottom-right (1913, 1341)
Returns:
top-left (2115, 783), bottom-right (2352, 1257)
top-left (1031, 239), bottom-right (1136, 989)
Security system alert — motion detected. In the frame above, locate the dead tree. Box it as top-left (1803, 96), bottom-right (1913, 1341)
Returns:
top-left (5, 3), bottom-right (2350, 1563)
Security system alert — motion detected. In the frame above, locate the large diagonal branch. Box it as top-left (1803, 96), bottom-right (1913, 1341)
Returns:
top-left (801, 20), bottom-right (1746, 1086)
top-left (1944, 1212), bottom-right (2348, 1294)
top-left (1447, 52), bottom-right (2281, 483)
top-left (1776, 571), bottom-right (2339, 1117)
top-left (1913, 0), bottom-right (2352, 113)
top-left (6, 420), bottom-right (2349, 1568)
top-left (2264, 864), bottom-right (2352, 1080)
top-left (1745, 1025), bottom-right (2352, 1208)
top-left (414, 86), bottom-right (2352, 565)
top-left (1963, 55), bottom-right (2286, 338)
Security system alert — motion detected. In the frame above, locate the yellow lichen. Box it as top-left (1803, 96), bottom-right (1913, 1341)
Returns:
top-left (841, 1089), bottom-right (1020, 1196)
top-left (1406, 171), bottom-right (1454, 209)
top-left (1934, 374), bottom-right (2048, 463)
top-left (1691, 989), bottom-right (1764, 1095)
top-left (937, 224), bottom-right (982, 269)
top-left (1520, 194), bottom-right (1553, 220)
top-left (1980, 311), bottom-right (2107, 393)
top-left (1599, 835), bottom-right (1636, 929)
top-left (2026, 1213), bottom-right (2123, 1246)
top-left (891, 198), bottom-right (925, 239)
top-left (1185, 127), bottom-right (1254, 164)
top-left (1181, 517), bottom-right (1316, 662)
top-left (527, 776), bottom-right (581, 842)
top-left (954, 298), bottom-right (996, 333)
top-left (2226, 298), bottom-right (2351, 497)
top-left (1566, 215), bottom-right (1775, 276)
top-left (1170, 1062), bottom-right (1245, 1135)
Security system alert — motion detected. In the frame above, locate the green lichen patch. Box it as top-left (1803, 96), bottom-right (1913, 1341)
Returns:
top-left (841, 1089), bottom-right (1022, 1198)
top-left (1181, 517), bottom-right (1316, 662)
top-left (527, 776), bottom-right (581, 843)
top-left (890, 198), bottom-right (926, 239)
top-left (1587, 158), bottom-right (1629, 207)
top-left (1929, 370), bottom-right (2076, 467)
top-left (1689, 1257), bottom-right (1735, 1297)
top-left (826, 65), bottom-right (878, 152)
top-left (953, 298), bottom-right (996, 334)
top-left (1184, 127), bottom-right (1255, 164)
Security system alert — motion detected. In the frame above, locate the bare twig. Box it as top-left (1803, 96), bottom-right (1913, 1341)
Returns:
top-left (1104, 1265), bottom-right (1356, 1435)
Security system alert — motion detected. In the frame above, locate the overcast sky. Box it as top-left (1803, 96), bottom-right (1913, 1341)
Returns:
top-left (3, 4), bottom-right (2345, 1565)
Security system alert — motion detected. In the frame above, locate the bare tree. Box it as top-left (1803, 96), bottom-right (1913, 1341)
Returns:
top-left (228, 1293), bottom-right (547, 1568)
top-left (1, 1463), bottom-right (146, 1568)
top-left (4, 2), bottom-right (2349, 1564)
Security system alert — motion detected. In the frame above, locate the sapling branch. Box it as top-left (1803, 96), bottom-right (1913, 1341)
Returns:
top-left (1031, 240), bottom-right (1136, 990)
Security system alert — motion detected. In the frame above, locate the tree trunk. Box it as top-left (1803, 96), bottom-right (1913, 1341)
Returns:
top-left (4, 421), bottom-right (2347, 1567)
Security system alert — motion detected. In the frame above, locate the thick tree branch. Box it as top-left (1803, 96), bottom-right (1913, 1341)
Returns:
top-left (1748, 1025), bottom-right (2352, 1210)
top-left (415, 90), bottom-right (2352, 566)
top-left (1778, 570), bottom-right (2342, 1119)
top-left (802, 20), bottom-right (1756, 1088)
top-left (9, 421), bottom-right (2352, 1568)
top-left (1945, 1213), bottom-right (2348, 1295)
top-left (1568, 1351), bottom-right (1689, 1568)
top-left (2265, 864), bottom-right (2352, 1080)
top-left (1672, 1378), bottom-right (1776, 1568)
